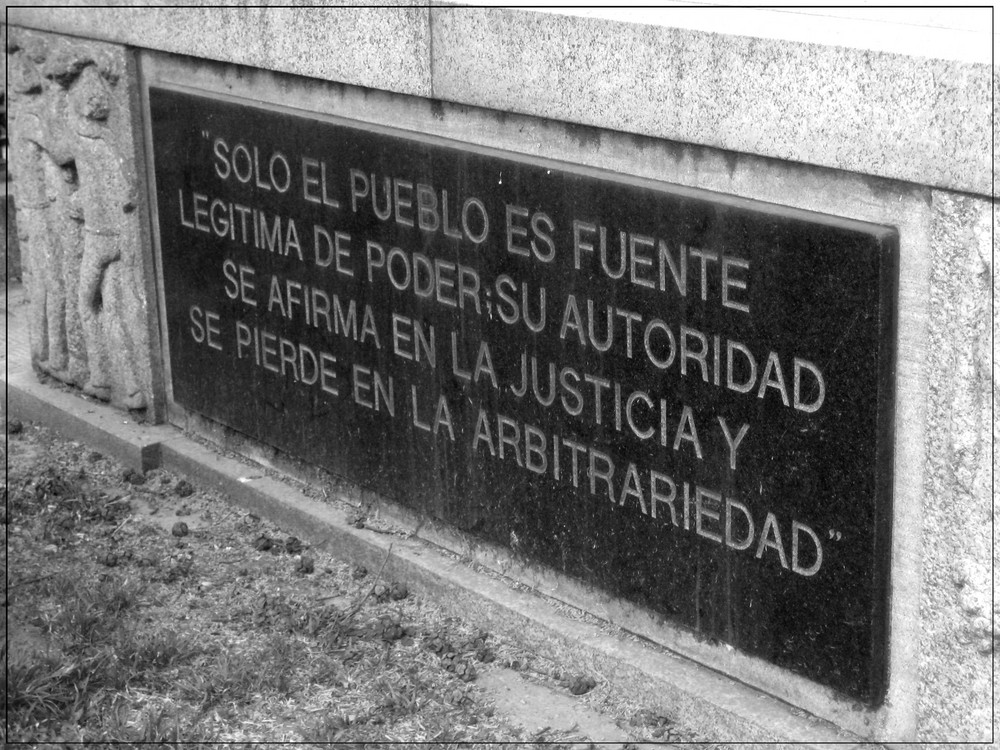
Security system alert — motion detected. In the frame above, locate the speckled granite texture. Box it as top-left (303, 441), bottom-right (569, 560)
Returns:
top-left (5, 4), bottom-right (433, 98)
top-left (919, 191), bottom-right (996, 742)
top-left (429, 8), bottom-right (991, 197)
top-left (6, 4), bottom-right (992, 195)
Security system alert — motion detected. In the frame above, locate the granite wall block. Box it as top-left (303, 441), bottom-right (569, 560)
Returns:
top-left (919, 190), bottom-right (996, 742)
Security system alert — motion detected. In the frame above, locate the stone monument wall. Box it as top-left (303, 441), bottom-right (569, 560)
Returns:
top-left (3, 6), bottom-right (995, 743)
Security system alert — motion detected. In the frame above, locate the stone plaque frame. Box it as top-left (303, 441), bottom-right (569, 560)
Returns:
top-left (142, 77), bottom-right (898, 707)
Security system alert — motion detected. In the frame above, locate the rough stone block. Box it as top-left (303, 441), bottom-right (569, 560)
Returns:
top-left (6, 28), bottom-right (156, 415)
top-left (917, 191), bottom-right (995, 742)
top-left (429, 7), bottom-right (992, 195)
top-left (5, 6), bottom-right (433, 98)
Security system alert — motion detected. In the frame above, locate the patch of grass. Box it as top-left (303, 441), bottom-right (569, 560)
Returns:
top-left (8, 424), bottom-right (699, 744)
top-left (37, 572), bottom-right (145, 649)
top-left (116, 624), bottom-right (203, 674)
top-left (134, 704), bottom-right (185, 744)
top-left (101, 575), bottom-right (145, 616)
top-left (84, 693), bottom-right (132, 742)
top-left (303, 648), bottom-right (343, 687)
top-left (2, 647), bottom-right (109, 740)
top-left (51, 594), bottom-right (108, 646)
top-left (4, 650), bottom-right (82, 727)
top-left (171, 633), bottom-right (299, 715)
top-left (84, 696), bottom-right (215, 745)
top-left (5, 572), bottom-right (200, 740)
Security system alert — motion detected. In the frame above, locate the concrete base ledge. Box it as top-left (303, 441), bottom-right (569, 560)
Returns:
top-left (6, 371), bottom-right (170, 471)
top-left (4, 372), bottom-right (864, 745)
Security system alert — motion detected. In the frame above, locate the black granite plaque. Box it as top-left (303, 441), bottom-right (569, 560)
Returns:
top-left (149, 86), bottom-right (897, 704)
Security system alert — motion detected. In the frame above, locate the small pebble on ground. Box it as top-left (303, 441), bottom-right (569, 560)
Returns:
top-left (123, 468), bottom-right (145, 485)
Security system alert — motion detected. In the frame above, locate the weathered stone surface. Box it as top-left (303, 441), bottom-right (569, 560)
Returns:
top-left (428, 7), bottom-right (992, 196)
top-left (7, 7), bottom-right (990, 194)
top-left (6, 29), bottom-right (153, 411)
top-left (919, 191), bottom-right (995, 742)
top-left (6, 5), bottom-right (432, 98)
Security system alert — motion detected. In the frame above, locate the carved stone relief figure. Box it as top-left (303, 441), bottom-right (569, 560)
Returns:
top-left (7, 30), bottom-right (152, 411)
top-left (7, 34), bottom-right (66, 378)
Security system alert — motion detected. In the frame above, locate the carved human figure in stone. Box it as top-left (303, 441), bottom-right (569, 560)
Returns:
top-left (9, 32), bottom-right (150, 411)
top-left (63, 54), bottom-right (147, 409)
top-left (57, 161), bottom-right (88, 384)
top-left (38, 47), bottom-right (91, 387)
top-left (7, 35), bottom-right (65, 377)
top-left (8, 35), bottom-right (89, 388)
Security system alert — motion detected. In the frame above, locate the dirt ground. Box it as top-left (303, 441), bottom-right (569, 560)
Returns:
top-left (4, 416), bottom-right (699, 746)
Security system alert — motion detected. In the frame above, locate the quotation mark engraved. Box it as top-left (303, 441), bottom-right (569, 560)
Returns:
top-left (202, 130), bottom-right (211, 140)
top-left (827, 530), bottom-right (843, 541)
